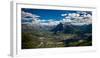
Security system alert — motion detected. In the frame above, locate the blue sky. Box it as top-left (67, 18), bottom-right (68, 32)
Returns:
top-left (22, 8), bottom-right (91, 20)
top-left (21, 8), bottom-right (92, 25)
top-left (22, 8), bottom-right (71, 21)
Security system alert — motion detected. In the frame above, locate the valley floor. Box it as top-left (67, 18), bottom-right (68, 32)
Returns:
top-left (22, 30), bottom-right (92, 49)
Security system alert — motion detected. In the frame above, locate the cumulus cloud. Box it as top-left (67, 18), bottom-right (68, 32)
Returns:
top-left (21, 11), bottom-right (40, 18)
top-left (63, 18), bottom-right (71, 22)
top-left (21, 11), bottom-right (40, 24)
top-left (76, 13), bottom-right (80, 17)
top-left (22, 11), bottom-right (92, 26)
top-left (58, 11), bottom-right (92, 25)
top-left (39, 19), bottom-right (61, 26)
top-left (61, 14), bottom-right (67, 16)
top-left (71, 13), bottom-right (77, 17)
top-left (21, 11), bottom-right (60, 25)
top-left (61, 12), bottom-right (92, 25)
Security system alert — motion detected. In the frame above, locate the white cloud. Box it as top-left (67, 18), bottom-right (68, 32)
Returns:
top-left (67, 13), bottom-right (80, 17)
top-left (22, 18), bottom-right (33, 20)
top-left (61, 12), bottom-right (92, 25)
top-left (61, 14), bottom-right (67, 16)
top-left (71, 13), bottom-right (77, 17)
top-left (21, 11), bottom-right (41, 24)
top-left (76, 13), bottom-right (80, 17)
top-left (87, 14), bottom-right (92, 17)
top-left (22, 22), bottom-right (32, 25)
top-left (65, 16), bottom-right (71, 19)
top-left (22, 11), bottom-right (92, 26)
top-left (68, 13), bottom-right (72, 17)
top-left (62, 18), bottom-right (71, 22)
top-left (40, 19), bottom-right (61, 26)
top-left (21, 11), bottom-right (40, 18)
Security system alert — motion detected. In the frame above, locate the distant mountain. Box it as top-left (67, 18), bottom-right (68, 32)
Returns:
top-left (51, 22), bottom-right (63, 34)
top-left (51, 22), bottom-right (92, 34)
top-left (22, 21), bottom-right (92, 35)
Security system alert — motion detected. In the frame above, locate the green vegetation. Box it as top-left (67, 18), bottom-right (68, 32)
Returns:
top-left (22, 32), bottom-right (40, 49)
top-left (22, 30), bottom-right (92, 49)
top-left (22, 23), bottom-right (92, 49)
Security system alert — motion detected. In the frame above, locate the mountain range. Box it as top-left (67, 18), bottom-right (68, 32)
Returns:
top-left (22, 21), bottom-right (92, 35)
